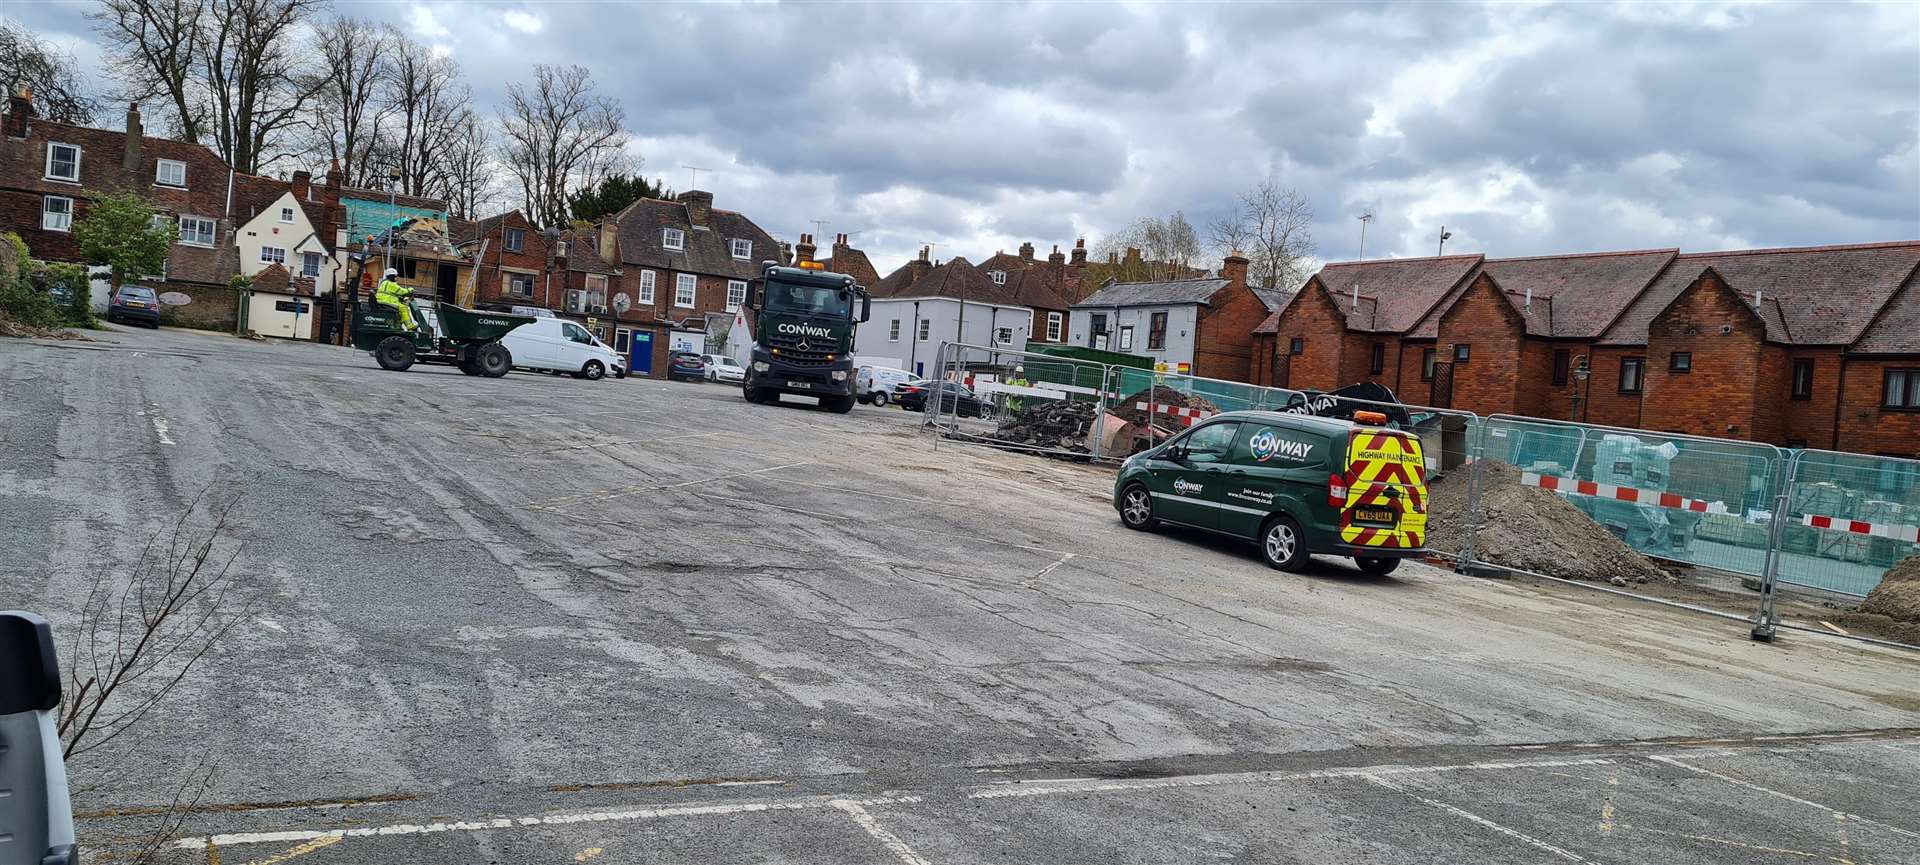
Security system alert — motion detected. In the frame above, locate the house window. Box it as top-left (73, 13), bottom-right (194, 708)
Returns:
top-left (279, 207), bottom-right (294, 223)
top-left (1148, 311), bottom-right (1167, 350)
top-left (662, 228), bottom-right (685, 251)
top-left (41, 195), bottom-right (73, 231)
top-left (615, 329), bottom-right (631, 353)
top-left (1046, 312), bottom-right (1062, 342)
top-left (149, 213), bottom-right (173, 236)
top-left (45, 142), bottom-right (79, 181)
top-left (1289, 337), bottom-right (1304, 356)
top-left (155, 159), bottom-right (186, 187)
top-left (1370, 342), bottom-right (1386, 375)
top-left (1551, 349), bottom-right (1571, 385)
top-left (1118, 325), bottom-right (1135, 351)
top-left (989, 270), bottom-right (1006, 285)
top-left (178, 215), bottom-right (216, 246)
top-left (1454, 343), bottom-right (1471, 363)
top-left (674, 273), bottom-right (696, 307)
top-left (260, 246), bottom-right (286, 265)
top-left (638, 270), bottom-right (656, 304)
top-left (888, 319), bottom-right (901, 342)
top-left (730, 238), bottom-right (751, 260)
top-left (1792, 359), bottom-right (1815, 400)
top-left (994, 326), bottom-right (1014, 345)
top-left (555, 240), bottom-right (568, 257)
top-left (1620, 357), bottom-right (1646, 394)
top-left (1669, 351), bottom-right (1692, 373)
top-left (301, 251), bottom-right (323, 277)
top-left (1883, 369), bottom-right (1920, 409)
top-left (917, 319), bottom-right (931, 341)
top-left (1422, 348), bottom-right (1437, 381)
top-left (504, 228), bottom-right (524, 252)
top-left (392, 258), bottom-right (418, 279)
top-left (726, 279), bottom-right (747, 311)
top-left (507, 273), bottom-right (534, 297)
top-left (586, 274), bottom-right (609, 304)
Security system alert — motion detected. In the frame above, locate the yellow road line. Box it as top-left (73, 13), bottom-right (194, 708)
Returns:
top-left (239, 835), bottom-right (343, 865)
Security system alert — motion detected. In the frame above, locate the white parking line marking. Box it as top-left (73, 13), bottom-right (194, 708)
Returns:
top-left (1647, 755), bottom-right (1920, 840)
top-left (1362, 774), bottom-right (1604, 864)
top-left (151, 414), bottom-right (175, 445)
top-left (833, 799), bottom-right (934, 865)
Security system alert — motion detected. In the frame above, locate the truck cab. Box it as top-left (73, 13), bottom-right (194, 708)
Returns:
top-left (742, 262), bottom-right (871, 412)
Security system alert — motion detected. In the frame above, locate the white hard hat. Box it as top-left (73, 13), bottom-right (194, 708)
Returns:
top-left (383, 268), bottom-right (398, 278)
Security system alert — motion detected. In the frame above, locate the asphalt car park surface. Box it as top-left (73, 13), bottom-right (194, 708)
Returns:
top-left (3, 324), bottom-right (1918, 865)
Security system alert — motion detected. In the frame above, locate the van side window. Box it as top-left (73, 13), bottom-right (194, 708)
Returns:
top-left (1231, 423), bottom-right (1323, 468)
top-left (563, 323), bottom-right (593, 343)
top-left (1181, 422), bottom-right (1239, 464)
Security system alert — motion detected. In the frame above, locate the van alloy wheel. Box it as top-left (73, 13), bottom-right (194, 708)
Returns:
top-left (1262, 517), bottom-right (1307, 572)
top-left (1121, 485), bottom-right (1157, 530)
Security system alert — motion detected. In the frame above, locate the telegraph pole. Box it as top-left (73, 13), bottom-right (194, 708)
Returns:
top-left (1356, 211), bottom-right (1375, 261)
top-left (1438, 225), bottom-right (1453, 257)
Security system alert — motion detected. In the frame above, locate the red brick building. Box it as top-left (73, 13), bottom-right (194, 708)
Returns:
top-left (976, 240), bottom-right (1090, 346)
top-left (1252, 241), bottom-right (1920, 455)
top-left (455, 210), bottom-right (551, 310)
top-left (1070, 253), bottom-right (1263, 380)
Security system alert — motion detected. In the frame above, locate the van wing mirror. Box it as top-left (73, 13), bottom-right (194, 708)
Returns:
top-left (1, 610), bottom-right (77, 865)
top-left (858, 294), bottom-right (871, 323)
top-left (0, 610), bottom-right (59, 714)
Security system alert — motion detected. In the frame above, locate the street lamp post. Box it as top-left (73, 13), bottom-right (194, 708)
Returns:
top-left (1570, 355), bottom-right (1591, 421)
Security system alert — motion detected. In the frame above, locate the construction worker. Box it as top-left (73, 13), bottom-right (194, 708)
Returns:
top-left (374, 268), bottom-right (416, 331)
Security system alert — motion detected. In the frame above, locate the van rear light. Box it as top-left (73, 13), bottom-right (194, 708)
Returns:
top-left (1329, 473), bottom-right (1347, 507)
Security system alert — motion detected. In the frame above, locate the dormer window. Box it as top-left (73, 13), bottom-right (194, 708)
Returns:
top-left (989, 270), bottom-right (1007, 285)
top-left (730, 238), bottom-right (751, 260)
top-left (155, 159), bottom-right (186, 187)
top-left (662, 227), bottom-right (685, 251)
top-left (46, 142), bottom-right (80, 182)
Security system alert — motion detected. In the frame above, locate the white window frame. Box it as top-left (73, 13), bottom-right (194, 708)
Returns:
top-left (149, 213), bottom-right (172, 234)
top-left (41, 195), bottom-right (73, 231)
top-left (726, 279), bottom-right (747, 311)
top-left (508, 273), bottom-right (534, 297)
top-left (989, 270), bottom-right (1006, 285)
top-left (662, 227), bottom-right (685, 251)
top-left (730, 238), bottom-right (751, 260)
top-left (1046, 311), bottom-right (1063, 342)
top-left (279, 206), bottom-right (294, 223)
top-left (259, 246), bottom-right (286, 265)
top-left (45, 142), bottom-right (79, 182)
top-left (301, 251), bottom-right (323, 277)
top-left (1119, 325), bottom-right (1135, 351)
top-left (555, 240), bottom-right (568, 257)
top-left (178, 215), bottom-right (216, 247)
top-left (917, 319), bottom-right (931, 340)
top-left (638, 270), bottom-right (656, 304)
top-left (888, 319), bottom-right (901, 342)
top-left (674, 273), bottom-right (697, 308)
top-left (505, 227), bottom-right (525, 252)
top-left (155, 158), bottom-right (186, 187)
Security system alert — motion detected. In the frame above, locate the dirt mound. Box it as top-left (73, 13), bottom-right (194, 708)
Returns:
top-left (1114, 386), bottom-right (1219, 427)
top-left (1427, 460), bottom-right (1670, 584)
top-left (1854, 555), bottom-right (1920, 623)
top-left (0, 309), bottom-right (85, 340)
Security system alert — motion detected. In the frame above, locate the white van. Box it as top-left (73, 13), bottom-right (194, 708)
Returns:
top-left (501, 318), bottom-right (627, 380)
top-left (856, 365), bottom-right (915, 405)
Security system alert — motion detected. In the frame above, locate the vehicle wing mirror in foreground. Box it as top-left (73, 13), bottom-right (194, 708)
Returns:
top-left (858, 294), bottom-right (871, 323)
top-left (0, 610), bottom-right (77, 865)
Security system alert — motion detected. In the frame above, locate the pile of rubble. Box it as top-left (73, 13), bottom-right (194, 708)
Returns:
top-left (1113, 386), bottom-right (1220, 427)
top-left (0, 309), bottom-right (84, 340)
top-left (1837, 554), bottom-right (1920, 644)
top-left (989, 399), bottom-right (1098, 453)
top-left (1426, 460), bottom-right (1671, 584)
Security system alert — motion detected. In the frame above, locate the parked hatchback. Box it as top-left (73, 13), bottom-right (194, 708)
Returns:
top-left (897, 381), bottom-right (990, 417)
top-left (1113, 410), bottom-right (1427, 575)
top-left (668, 351), bottom-right (707, 381)
top-left (107, 285), bottom-right (162, 328)
top-left (703, 354), bottom-right (747, 383)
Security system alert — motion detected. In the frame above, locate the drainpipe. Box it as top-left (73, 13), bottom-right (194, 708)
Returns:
top-left (909, 301), bottom-right (921, 376)
top-left (1831, 356), bottom-right (1846, 450)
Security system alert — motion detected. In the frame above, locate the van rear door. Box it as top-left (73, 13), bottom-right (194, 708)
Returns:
top-left (1338, 429), bottom-right (1428, 550)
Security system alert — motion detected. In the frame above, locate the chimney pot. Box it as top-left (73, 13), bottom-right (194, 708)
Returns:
top-left (291, 170), bottom-right (312, 202)
top-left (1221, 252), bottom-right (1249, 290)
top-left (1018, 242), bottom-right (1035, 262)
top-left (123, 103), bottom-right (144, 171)
top-left (1071, 238), bottom-right (1087, 266)
top-left (5, 87), bottom-right (34, 138)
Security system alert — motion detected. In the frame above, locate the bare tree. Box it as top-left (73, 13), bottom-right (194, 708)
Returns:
top-left (306, 15), bottom-right (388, 187)
top-left (200, 0), bottom-right (329, 173)
top-left (436, 114), bottom-right (504, 220)
top-left (498, 64), bottom-right (630, 227)
top-left (1091, 211), bottom-right (1203, 282)
top-left (0, 19), bottom-right (100, 124)
top-left (378, 28), bottom-right (469, 198)
top-left (90, 0), bottom-right (206, 141)
top-left (1209, 174), bottom-right (1315, 289)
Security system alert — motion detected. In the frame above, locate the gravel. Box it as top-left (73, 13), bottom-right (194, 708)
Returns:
top-left (1427, 460), bottom-right (1670, 584)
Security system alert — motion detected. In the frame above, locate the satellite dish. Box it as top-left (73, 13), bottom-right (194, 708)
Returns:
top-left (613, 292), bottom-right (631, 314)
top-left (158, 291), bottom-right (192, 306)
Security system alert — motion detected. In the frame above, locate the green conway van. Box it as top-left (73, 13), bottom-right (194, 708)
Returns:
top-left (1112, 410), bottom-right (1429, 574)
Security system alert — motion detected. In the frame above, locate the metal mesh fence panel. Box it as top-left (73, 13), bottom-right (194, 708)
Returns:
top-left (926, 342), bottom-right (1117, 459)
top-left (1772, 450), bottom-right (1920, 598)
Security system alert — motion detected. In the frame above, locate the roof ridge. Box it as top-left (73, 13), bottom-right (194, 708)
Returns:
top-left (1676, 240), bottom-right (1920, 259)
top-left (1487, 247), bottom-right (1680, 263)
top-left (1322, 253), bottom-right (1484, 268)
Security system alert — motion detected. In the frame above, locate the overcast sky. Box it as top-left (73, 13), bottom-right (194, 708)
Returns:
top-left (12, 1), bottom-right (1919, 276)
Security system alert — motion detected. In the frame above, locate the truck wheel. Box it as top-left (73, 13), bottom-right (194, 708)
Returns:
top-left (1354, 557), bottom-right (1400, 576)
top-left (458, 359), bottom-right (483, 376)
top-left (1260, 515), bottom-right (1310, 572)
top-left (823, 395), bottom-right (856, 414)
top-left (376, 336), bottom-right (416, 371)
top-left (475, 342), bottom-right (512, 378)
top-left (581, 360), bottom-right (606, 381)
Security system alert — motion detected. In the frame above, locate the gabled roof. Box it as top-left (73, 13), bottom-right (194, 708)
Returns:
top-left (1313, 254), bottom-right (1484, 334)
top-left (248, 262), bottom-right (315, 296)
top-left (1075, 277), bottom-right (1227, 308)
top-left (613, 196), bottom-right (777, 280)
top-left (1408, 248), bottom-right (1678, 339)
top-left (1853, 279), bottom-right (1920, 355)
top-left (820, 242), bottom-right (880, 290)
top-left (1251, 286), bottom-right (1293, 313)
top-left (549, 228), bottom-right (617, 275)
top-left (1005, 266), bottom-right (1072, 312)
top-left (1599, 241), bottom-right (1920, 346)
top-left (230, 174), bottom-right (327, 242)
top-left (873, 256), bottom-right (1015, 305)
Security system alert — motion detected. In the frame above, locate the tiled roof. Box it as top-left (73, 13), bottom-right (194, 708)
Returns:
top-left (1251, 286), bottom-right (1293, 313)
top-left (1410, 248), bottom-right (1678, 339)
top-left (249, 263), bottom-right (315, 296)
top-left (1005, 266), bottom-right (1072, 312)
top-left (875, 256), bottom-right (1014, 305)
top-left (230, 173), bottom-right (328, 245)
top-left (613, 196), bottom-right (777, 280)
top-left (1853, 283), bottom-right (1920, 354)
top-left (821, 241), bottom-right (880, 290)
top-left (1076, 277), bottom-right (1227, 308)
top-left (549, 228), bottom-right (617, 275)
top-left (1314, 254), bottom-right (1484, 334)
top-left (1598, 241), bottom-right (1920, 346)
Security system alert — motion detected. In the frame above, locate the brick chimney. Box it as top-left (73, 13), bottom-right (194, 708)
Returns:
top-left (598, 219), bottom-right (617, 264)
top-left (5, 87), bottom-right (35, 138)
top-left (794, 233), bottom-right (816, 264)
top-left (832, 232), bottom-right (852, 258)
top-left (123, 103), bottom-right (143, 170)
top-left (1047, 244), bottom-right (1065, 266)
top-left (1221, 251), bottom-right (1250, 290)
top-left (1018, 242), bottom-right (1035, 263)
top-left (291, 169), bottom-right (311, 202)
top-left (677, 189), bottom-right (713, 226)
top-left (1070, 238), bottom-right (1087, 267)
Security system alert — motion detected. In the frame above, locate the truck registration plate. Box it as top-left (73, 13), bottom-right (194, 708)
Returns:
top-left (1354, 508), bottom-right (1397, 525)
top-left (786, 381), bottom-right (812, 390)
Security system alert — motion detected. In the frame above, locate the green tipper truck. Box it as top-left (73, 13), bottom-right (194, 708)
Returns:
top-left (742, 261), bottom-right (872, 412)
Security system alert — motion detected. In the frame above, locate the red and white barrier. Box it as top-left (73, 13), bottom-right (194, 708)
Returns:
top-left (1519, 472), bottom-right (1727, 514)
top-left (1802, 513), bottom-right (1920, 543)
top-left (1136, 402), bottom-right (1215, 425)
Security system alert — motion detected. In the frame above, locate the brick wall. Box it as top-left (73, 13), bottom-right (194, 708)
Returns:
top-left (1248, 333), bottom-right (1277, 387)
top-left (1782, 348), bottom-right (1843, 448)
top-left (156, 281), bottom-right (236, 329)
top-left (471, 213), bottom-right (550, 308)
top-left (1268, 286), bottom-right (1346, 389)
top-left (1193, 256), bottom-right (1263, 382)
top-left (1642, 271), bottom-right (1765, 438)
top-left (1336, 333), bottom-right (1400, 390)
top-left (1751, 345), bottom-right (1792, 445)
top-left (1435, 274), bottom-right (1526, 416)
top-left (1837, 358), bottom-right (1920, 457)
top-left (1583, 346), bottom-right (1644, 427)
top-left (1397, 341), bottom-right (1433, 401)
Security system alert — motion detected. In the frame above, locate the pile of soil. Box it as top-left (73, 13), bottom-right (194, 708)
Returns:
top-left (1426, 460), bottom-right (1670, 584)
top-left (1835, 555), bottom-right (1920, 644)
top-left (1114, 386), bottom-right (1220, 427)
top-left (0, 309), bottom-right (85, 340)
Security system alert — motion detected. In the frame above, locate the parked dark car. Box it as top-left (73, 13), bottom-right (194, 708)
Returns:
top-left (667, 351), bottom-right (707, 382)
top-left (896, 381), bottom-right (991, 417)
top-left (106, 285), bottom-right (162, 328)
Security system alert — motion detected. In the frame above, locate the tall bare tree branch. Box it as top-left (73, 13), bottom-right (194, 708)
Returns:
top-left (90, 0), bottom-right (207, 141)
top-left (1209, 174), bottom-right (1315, 289)
top-left (0, 19), bottom-right (100, 125)
top-left (377, 27), bottom-right (468, 197)
top-left (305, 14), bottom-right (388, 187)
top-left (199, 0), bottom-right (328, 173)
top-left (498, 64), bottom-right (629, 227)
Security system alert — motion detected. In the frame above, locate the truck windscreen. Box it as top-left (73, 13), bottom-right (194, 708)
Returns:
top-left (766, 282), bottom-right (851, 318)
